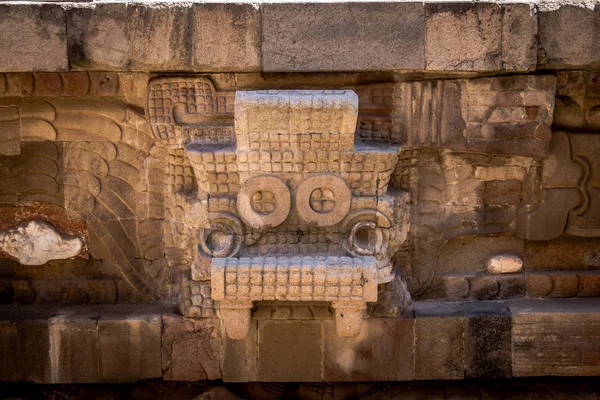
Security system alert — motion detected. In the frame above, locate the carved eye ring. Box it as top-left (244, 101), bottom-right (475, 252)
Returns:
top-left (197, 213), bottom-right (243, 258)
top-left (296, 174), bottom-right (351, 227)
top-left (237, 176), bottom-right (291, 229)
top-left (341, 210), bottom-right (391, 257)
top-left (348, 221), bottom-right (384, 256)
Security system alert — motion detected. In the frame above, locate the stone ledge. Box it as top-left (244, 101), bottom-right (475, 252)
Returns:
top-left (0, 1), bottom-right (598, 72)
top-left (1, 299), bottom-right (599, 383)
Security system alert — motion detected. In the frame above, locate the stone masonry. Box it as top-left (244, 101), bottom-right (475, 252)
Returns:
top-left (0, 0), bottom-right (600, 387)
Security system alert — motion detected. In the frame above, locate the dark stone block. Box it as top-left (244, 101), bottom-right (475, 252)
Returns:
top-left (258, 320), bottom-right (323, 382)
top-left (463, 302), bottom-right (512, 378)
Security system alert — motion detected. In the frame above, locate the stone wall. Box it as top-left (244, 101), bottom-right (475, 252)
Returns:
top-left (0, 0), bottom-right (599, 386)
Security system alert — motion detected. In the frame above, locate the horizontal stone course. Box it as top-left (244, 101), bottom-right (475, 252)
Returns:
top-left (0, 2), bottom-right (598, 72)
top-left (3, 300), bottom-right (599, 383)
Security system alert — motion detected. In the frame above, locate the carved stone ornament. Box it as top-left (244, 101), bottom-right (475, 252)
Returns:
top-left (0, 219), bottom-right (84, 265)
top-left (149, 78), bottom-right (410, 339)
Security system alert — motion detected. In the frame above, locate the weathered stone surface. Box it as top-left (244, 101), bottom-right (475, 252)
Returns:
top-left (502, 4), bottom-right (537, 71)
top-left (425, 3), bottom-right (502, 71)
top-left (538, 5), bottom-right (600, 68)
top-left (222, 319), bottom-right (258, 382)
top-left (0, 220), bottom-right (84, 266)
top-left (0, 306), bottom-right (101, 384)
top-left (510, 298), bottom-right (600, 376)
top-left (0, 106), bottom-right (20, 156)
top-left (262, 3), bottom-right (425, 71)
top-left (192, 4), bottom-right (260, 72)
top-left (436, 236), bottom-right (525, 275)
top-left (67, 3), bottom-right (129, 70)
top-left (258, 320), bottom-right (322, 382)
top-left (463, 302), bottom-right (512, 378)
top-left (414, 304), bottom-right (464, 380)
top-left (392, 75), bottom-right (556, 158)
top-left (162, 312), bottom-right (222, 381)
top-left (0, 4), bottom-right (67, 72)
top-left (98, 305), bottom-right (162, 382)
top-left (0, 318), bottom-right (50, 383)
top-left (554, 70), bottom-right (600, 131)
top-left (323, 317), bottom-right (414, 381)
top-left (127, 3), bottom-right (192, 70)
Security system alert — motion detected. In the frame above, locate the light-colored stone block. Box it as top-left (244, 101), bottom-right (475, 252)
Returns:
top-left (426, 3), bottom-right (502, 71)
top-left (192, 4), bottom-right (260, 72)
top-left (127, 3), bottom-right (192, 70)
top-left (262, 3), bottom-right (425, 72)
top-left (0, 4), bottom-right (67, 72)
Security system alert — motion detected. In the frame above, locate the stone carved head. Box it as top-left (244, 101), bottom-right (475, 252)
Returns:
top-left (148, 78), bottom-right (410, 339)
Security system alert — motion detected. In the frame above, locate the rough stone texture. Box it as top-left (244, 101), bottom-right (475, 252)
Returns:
top-left (67, 3), bottom-right (129, 70)
top-left (0, 4), bottom-right (67, 72)
top-left (262, 3), bottom-right (425, 71)
top-left (0, 106), bottom-right (20, 156)
top-left (0, 219), bottom-right (84, 266)
top-left (258, 320), bottom-right (323, 382)
top-left (463, 302), bottom-right (512, 378)
top-left (502, 4), bottom-right (538, 71)
top-left (538, 5), bottom-right (600, 68)
top-left (222, 320), bottom-right (258, 382)
top-left (413, 304), bottom-right (464, 380)
top-left (425, 3), bottom-right (502, 71)
top-left (162, 312), bottom-right (222, 381)
top-left (392, 75), bottom-right (556, 158)
top-left (510, 299), bottom-right (600, 376)
top-left (192, 4), bottom-right (260, 72)
top-left (127, 3), bottom-right (192, 70)
top-left (0, 306), bottom-right (101, 384)
top-left (97, 306), bottom-right (162, 383)
top-left (323, 317), bottom-right (414, 381)
top-left (67, 3), bottom-right (260, 72)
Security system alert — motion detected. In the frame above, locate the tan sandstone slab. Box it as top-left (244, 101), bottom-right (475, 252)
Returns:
top-left (162, 311), bottom-right (222, 381)
top-left (262, 3), bottom-right (425, 72)
top-left (98, 305), bottom-right (162, 383)
top-left (67, 3), bottom-right (129, 70)
top-left (0, 4), bottom-right (67, 72)
top-left (509, 298), bottom-right (600, 377)
top-left (67, 3), bottom-right (260, 72)
top-left (258, 320), bottom-right (323, 382)
top-left (425, 3), bottom-right (502, 71)
top-left (323, 317), bottom-right (414, 381)
top-left (192, 4), bottom-right (261, 72)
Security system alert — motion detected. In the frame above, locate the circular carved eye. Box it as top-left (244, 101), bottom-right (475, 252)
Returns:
top-left (196, 213), bottom-right (243, 258)
top-left (198, 223), bottom-right (240, 257)
top-left (349, 221), bottom-right (383, 256)
top-left (238, 176), bottom-right (291, 229)
top-left (296, 175), bottom-right (351, 227)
